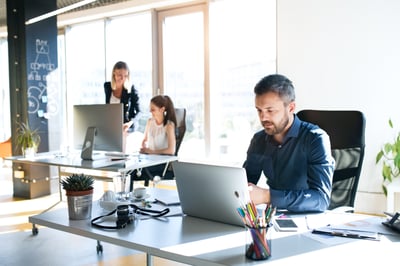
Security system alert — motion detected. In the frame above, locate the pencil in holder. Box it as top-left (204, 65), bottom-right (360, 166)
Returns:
top-left (245, 225), bottom-right (272, 260)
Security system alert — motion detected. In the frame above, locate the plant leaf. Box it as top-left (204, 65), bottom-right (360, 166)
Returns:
top-left (377, 119), bottom-right (400, 196)
top-left (383, 164), bottom-right (392, 181)
top-left (376, 150), bottom-right (383, 163)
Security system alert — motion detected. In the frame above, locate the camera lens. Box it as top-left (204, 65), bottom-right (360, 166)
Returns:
top-left (117, 205), bottom-right (129, 216)
top-left (116, 205), bottom-right (132, 228)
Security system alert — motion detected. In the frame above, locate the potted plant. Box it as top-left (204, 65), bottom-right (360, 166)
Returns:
top-left (376, 119), bottom-right (400, 196)
top-left (61, 173), bottom-right (95, 220)
top-left (15, 120), bottom-right (41, 157)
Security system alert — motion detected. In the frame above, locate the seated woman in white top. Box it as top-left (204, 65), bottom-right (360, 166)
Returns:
top-left (130, 95), bottom-right (177, 188)
top-left (140, 95), bottom-right (177, 155)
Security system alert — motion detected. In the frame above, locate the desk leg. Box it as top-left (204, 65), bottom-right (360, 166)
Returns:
top-left (31, 165), bottom-right (64, 235)
top-left (58, 165), bottom-right (63, 201)
top-left (146, 253), bottom-right (153, 266)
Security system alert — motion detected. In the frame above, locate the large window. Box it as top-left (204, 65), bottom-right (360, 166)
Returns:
top-left (0, 38), bottom-right (10, 141)
top-left (209, 0), bottom-right (276, 164)
top-left (64, 21), bottom-right (105, 147)
top-left (158, 5), bottom-right (206, 160)
top-left (1, 0), bottom-right (276, 164)
top-left (105, 12), bottom-right (153, 132)
top-left (63, 13), bottom-right (153, 147)
top-left (65, 21), bottom-right (105, 106)
top-left (157, 0), bottom-right (276, 164)
top-left (61, 0), bottom-right (276, 163)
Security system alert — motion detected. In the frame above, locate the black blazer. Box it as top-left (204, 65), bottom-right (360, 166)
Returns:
top-left (104, 82), bottom-right (140, 124)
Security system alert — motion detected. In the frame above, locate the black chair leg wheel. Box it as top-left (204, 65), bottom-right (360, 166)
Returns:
top-left (96, 241), bottom-right (103, 254)
top-left (32, 225), bottom-right (39, 235)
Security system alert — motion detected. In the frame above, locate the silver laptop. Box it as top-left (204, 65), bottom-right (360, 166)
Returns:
top-left (172, 161), bottom-right (250, 227)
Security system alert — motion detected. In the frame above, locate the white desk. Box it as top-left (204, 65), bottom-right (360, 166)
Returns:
top-left (7, 152), bottom-right (177, 175)
top-left (7, 152), bottom-right (177, 195)
top-left (6, 152), bottom-right (178, 190)
top-left (29, 188), bottom-right (400, 266)
top-left (7, 153), bottom-right (177, 234)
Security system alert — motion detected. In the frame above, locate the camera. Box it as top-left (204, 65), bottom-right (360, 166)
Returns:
top-left (116, 205), bottom-right (134, 228)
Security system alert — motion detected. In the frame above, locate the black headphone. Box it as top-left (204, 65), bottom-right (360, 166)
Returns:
top-left (91, 204), bottom-right (170, 229)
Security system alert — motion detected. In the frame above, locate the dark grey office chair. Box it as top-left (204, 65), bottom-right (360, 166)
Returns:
top-left (131, 108), bottom-right (186, 187)
top-left (297, 110), bottom-right (366, 210)
top-left (173, 108), bottom-right (187, 157)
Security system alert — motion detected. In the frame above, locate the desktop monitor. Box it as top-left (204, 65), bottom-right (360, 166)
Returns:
top-left (73, 104), bottom-right (124, 160)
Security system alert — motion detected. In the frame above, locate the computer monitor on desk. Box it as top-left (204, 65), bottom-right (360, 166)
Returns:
top-left (73, 104), bottom-right (124, 160)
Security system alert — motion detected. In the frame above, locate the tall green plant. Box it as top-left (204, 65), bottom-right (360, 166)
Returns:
top-left (15, 121), bottom-right (41, 152)
top-left (376, 119), bottom-right (400, 196)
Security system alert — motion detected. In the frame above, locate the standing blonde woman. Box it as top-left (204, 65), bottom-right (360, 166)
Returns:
top-left (104, 61), bottom-right (140, 132)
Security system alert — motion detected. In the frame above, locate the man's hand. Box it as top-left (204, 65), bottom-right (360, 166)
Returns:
top-left (248, 183), bottom-right (270, 205)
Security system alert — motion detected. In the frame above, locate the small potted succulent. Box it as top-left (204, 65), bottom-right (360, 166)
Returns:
top-left (61, 174), bottom-right (94, 220)
top-left (15, 120), bottom-right (41, 157)
top-left (376, 119), bottom-right (400, 196)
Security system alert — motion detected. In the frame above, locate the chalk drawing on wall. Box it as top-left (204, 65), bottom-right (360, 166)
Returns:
top-left (27, 39), bottom-right (58, 118)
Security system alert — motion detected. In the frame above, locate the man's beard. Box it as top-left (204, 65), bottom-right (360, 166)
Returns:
top-left (261, 115), bottom-right (289, 135)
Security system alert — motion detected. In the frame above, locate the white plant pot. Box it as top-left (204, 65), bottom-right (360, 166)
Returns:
top-left (23, 147), bottom-right (36, 158)
top-left (386, 178), bottom-right (400, 213)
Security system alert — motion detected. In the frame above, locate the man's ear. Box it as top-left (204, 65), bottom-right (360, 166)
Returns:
top-left (288, 101), bottom-right (296, 113)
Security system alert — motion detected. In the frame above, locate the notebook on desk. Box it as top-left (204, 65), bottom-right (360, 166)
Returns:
top-left (172, 161), bottom-right (250, 227)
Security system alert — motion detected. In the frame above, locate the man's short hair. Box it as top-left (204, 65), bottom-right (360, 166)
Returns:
top-left (254, 74), bottom-right (295, 105)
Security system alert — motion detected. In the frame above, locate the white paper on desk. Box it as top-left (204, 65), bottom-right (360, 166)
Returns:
top-left (155, 195), bottom-right (180, 206)
top-left (328, 216), bottom-right (397, 236)
top-left (304, 215), bottom-right (395, 244)
top-left (304, 230), bottom-right (355, 245)
top-left (153, 189), bottom-right (181, 206)
top-left (304, 212), bottom-right (382, 230)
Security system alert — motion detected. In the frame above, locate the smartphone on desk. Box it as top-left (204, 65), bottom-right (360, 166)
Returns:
top-left (273, 217), bottom-right (298, 232)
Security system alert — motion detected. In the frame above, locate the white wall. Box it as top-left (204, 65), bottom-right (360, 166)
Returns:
top-left (277, 0), bottom-right (400, 214)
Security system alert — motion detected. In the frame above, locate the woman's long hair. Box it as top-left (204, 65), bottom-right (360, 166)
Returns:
top-left (111, 61), bottom-right (131, 91)
top-left (151, 95), bottom-right (177, 127)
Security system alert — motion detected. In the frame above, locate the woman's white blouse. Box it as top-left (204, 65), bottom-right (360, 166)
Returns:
top-left (110, 93), bottom-right (120, 104)
top-left (146, 118), bottom-right (174, 150)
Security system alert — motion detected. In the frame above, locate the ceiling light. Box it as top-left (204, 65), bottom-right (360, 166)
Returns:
top-left (25, 0), bottom-right (96, 25)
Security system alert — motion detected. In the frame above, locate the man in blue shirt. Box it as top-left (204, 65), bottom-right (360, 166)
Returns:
top-left (244, 74), bottom-right (335, 212)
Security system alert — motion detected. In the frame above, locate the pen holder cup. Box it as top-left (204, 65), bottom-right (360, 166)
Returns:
top-left (245, 225), bottom-right (272, 260)
top-left (113, 175), bottom-right (131, 201)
